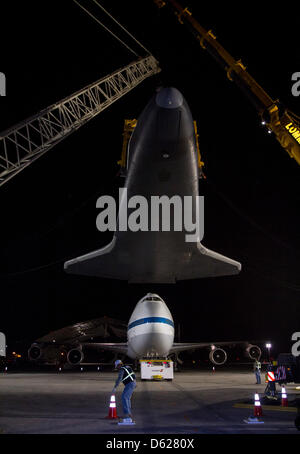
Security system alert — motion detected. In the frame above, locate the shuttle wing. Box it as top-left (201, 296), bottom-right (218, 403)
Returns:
top-left (64, 238), bottom-right (127, 280)
top-left (64, 239), bottom-right (241, 282)
top-left (176, 243), bottom-right (241, 280)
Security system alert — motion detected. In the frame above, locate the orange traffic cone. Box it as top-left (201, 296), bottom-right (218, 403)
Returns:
top-left (254, 393), bottom-right (263, 417)
top-left (107, 394), bottom-right (118, 419)
top-left (281, 387), bottom-right (288, 407)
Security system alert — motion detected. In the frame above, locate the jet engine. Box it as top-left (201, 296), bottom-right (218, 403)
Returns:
top-left (28, 343), bottom-right (64, 363)
top-left (67, 348), bottom-right (84, 365)
top-left (209, 347), bottom-right (227, 365)
top-left (28, 343), bottom-right (42, 361)
top-left (245, 344), bottom-right (261, 360)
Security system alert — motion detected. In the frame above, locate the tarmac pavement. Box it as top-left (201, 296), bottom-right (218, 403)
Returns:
top-left (0, 367), bottom-right (299, 434)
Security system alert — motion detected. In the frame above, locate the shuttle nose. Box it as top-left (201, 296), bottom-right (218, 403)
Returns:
top-left (155, 87), bottom-right (183, 109)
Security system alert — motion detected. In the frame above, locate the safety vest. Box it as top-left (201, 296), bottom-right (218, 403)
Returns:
top-left (121, 366), bottom-right (136, 385)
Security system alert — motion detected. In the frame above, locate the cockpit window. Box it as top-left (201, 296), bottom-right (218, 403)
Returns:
top-left (143, 296), bottom-right (162, 302)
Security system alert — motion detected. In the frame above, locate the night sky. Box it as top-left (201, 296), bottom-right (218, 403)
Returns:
top-left (0, 0), bottom-right (299, 356)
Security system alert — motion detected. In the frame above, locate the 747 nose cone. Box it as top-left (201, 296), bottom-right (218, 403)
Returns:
top-left (155, 87), bottom-right (183, 109)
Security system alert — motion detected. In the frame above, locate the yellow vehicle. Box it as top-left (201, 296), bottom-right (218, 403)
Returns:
top-left (139, 359), bottom-right (174, 380)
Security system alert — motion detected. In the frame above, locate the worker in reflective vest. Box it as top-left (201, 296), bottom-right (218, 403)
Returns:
top-left (254, 359), bottom-right (261, 384)
top-left (112, 359), bottom-right (137, 422)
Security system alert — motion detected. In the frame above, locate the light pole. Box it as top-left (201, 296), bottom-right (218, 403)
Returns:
top-left (266, 343), bottom-right (272, 363)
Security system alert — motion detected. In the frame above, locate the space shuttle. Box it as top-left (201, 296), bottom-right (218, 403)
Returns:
top-left (64, 87), bottom-right (241, 283)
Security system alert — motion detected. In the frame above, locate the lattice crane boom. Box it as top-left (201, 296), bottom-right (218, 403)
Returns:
top-left (0, 56), bottom-right (160, 187)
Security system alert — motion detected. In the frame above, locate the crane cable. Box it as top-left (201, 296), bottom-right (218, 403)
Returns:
top-left (287, 109), bottom-right (300, 128)
top-left (91, 0), bottom-right (152, 56)
top-left (73, 0), bottom-right (138, 57)
top-left (73, 0), bottom-right (147, 57)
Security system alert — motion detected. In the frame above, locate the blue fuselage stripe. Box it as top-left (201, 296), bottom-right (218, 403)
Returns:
top-left (128, 317), bottom-right (174, 330)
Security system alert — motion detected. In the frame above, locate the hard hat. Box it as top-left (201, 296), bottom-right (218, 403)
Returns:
top-left (115, 359), bottom-right (122, 368)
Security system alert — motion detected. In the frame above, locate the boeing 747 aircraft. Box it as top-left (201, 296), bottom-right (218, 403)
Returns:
top-left (28, 294), bottom-right (260, 368)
